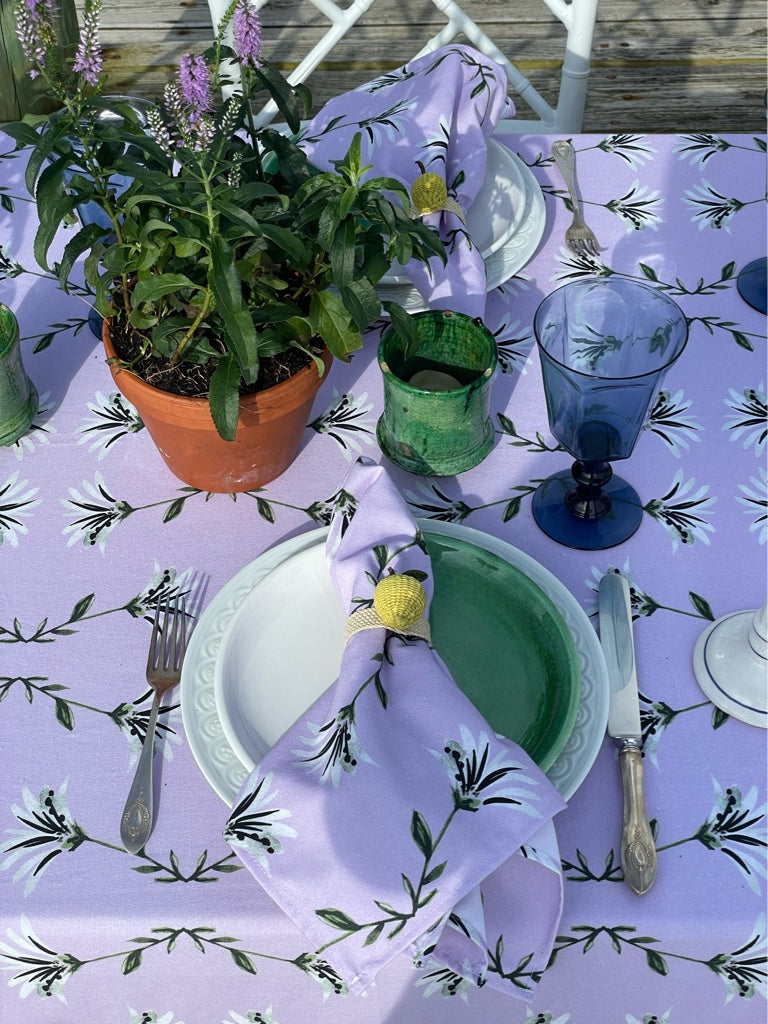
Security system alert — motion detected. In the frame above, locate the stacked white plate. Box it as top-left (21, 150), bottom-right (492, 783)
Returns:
top-left (376, 136), bottom-right (546, 313)
top-left (180, 522), bottom-right (609, 807)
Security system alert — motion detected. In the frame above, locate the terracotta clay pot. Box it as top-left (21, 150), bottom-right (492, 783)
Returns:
top-left (103, 320), bottom-right (332, 493)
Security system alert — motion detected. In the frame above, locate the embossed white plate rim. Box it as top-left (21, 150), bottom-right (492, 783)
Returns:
top-left (375, 146), bottom-right (546, 312)
top-left (181, 521), bottom-right (609, 804)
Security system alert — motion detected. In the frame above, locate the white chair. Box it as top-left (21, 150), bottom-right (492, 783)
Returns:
top-left (206, 0), bottom-right (599, 132)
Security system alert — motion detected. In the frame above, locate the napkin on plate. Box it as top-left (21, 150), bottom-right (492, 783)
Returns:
top-left (299, 45), bottom-right (515, 319)
top-left (225, 459), bottom-right (566, 999)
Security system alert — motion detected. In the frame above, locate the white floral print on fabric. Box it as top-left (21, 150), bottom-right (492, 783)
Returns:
top-left (0, 471), bottom-right (41, 547)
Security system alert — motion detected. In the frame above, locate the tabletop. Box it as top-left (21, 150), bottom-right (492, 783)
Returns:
top-left (0, 130), bottom-right (766, 1024)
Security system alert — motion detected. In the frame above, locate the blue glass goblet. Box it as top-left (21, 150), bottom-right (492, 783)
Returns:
top-left (532, 278), bottom-right (689, 549)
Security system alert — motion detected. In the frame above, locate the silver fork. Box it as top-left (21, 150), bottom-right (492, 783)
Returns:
top-left (551, 140), bottom-right (601, 256)
top-left (121, 595), bottom-right (188, 854)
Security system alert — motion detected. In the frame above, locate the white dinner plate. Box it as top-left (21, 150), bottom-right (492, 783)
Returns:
top-left (379, 136), bottom-right (526, 286)
top-left (375, 142), bottom-right (546, 312)
top-left (181, 522), bottom-right (609, 804)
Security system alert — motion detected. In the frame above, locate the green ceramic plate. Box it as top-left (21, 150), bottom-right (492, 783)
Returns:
top-left (425, 532), bottom-right (581, 770)
top-left (214, 527), bottom-right (583, 779)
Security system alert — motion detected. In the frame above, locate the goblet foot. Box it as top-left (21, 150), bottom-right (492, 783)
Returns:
top-left (693, 602), bottom-right (768, 728)
top-left (736, 257), bottom-right (767, 314)
top-left (88, 307), bottom-right (104, 338)
top-left (532, 464), bottom-right (643, 550)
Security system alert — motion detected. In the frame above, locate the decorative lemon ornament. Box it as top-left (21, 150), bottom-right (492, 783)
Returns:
top-left (373, 573), bottom-right (428, 632)
top-left (410, 162), bottom-right (466, 224)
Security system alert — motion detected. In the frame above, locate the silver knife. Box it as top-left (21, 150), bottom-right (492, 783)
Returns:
top-left (599, 572), bottom-right (657, 895)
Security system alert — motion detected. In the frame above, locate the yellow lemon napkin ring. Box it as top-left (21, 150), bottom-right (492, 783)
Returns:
top-left (410, 167), bottom-right (467, 224)
top-left (345, 573), bottom-right (432, 643)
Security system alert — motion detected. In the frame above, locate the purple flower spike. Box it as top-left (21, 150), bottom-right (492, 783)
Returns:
top-left (179, 53), bottom-right (212, 122)
top-left (25, 0), bottom-right (57, 21)
top-left (14, 0), bottom-right (56, 73)
top-left (72, 0), bottom-right (103, 87)
top-left (233, 0), bottom-right (262, 69)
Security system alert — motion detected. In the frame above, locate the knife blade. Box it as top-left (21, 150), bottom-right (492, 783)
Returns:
top-left (599, 572), bottom-right (657, 895)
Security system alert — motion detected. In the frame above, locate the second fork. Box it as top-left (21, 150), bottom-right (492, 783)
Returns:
top-left (552, 139), bottom-right (601, 256)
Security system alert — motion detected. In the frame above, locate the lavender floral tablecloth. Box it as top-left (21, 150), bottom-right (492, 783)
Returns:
top-left (0, 130), bottom-right (766, 1024)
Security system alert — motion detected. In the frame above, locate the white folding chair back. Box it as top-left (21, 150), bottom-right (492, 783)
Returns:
top-left (207, 0), bottom-right (599, 132)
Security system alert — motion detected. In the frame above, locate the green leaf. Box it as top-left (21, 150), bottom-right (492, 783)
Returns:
top-left (230, 947), bottom-right (258, 974)
top-left (338, 277), bottom-right (381, 332)
top-left (417, 887), bottom-right (437, 909)
top-left (411, 810), bottom-right (432, 859)
top-left (209, 352), bottom-right (242, 442)
top-left (338, 184), bottom-right (359, 220)
top-left (423, 860), bottom-right (447, 885)
top-left (259, 223), bottom-right (311, 266)
top-left (210, 235), bottom-right (260, 383)
top-left (502, 496), bottom-right (522, 521)
top-left (54, 698), bottom-right (74, 730)
top-left (381, 302), bottom-right (419, 359)
top-left (217, 201), bottom-right (269, 238)
top-left (122, 949), bottom-right (142, 975)
top-left (163, 497), bottom-right (187, 523)
top-left (639, 263), bottom-right (659, 282)
top-left (712, 706), bottom-right (730, 729)
top-left (33, 332), bottom-right (55, 353)
top-left (309, 289), bottom-right (361, 360)
top-left (689, 591), bottom-right (715, 620)
top-left (364, 922), bottom-right (385, 946)
top-left (69, 594), bottom-right (96, 621)
top-left (131, 274), bottom-right (199, 306)
top-left (256, 497), bottom-right (275, 523)
top-left (34, 186), bottom-right (80, 272)
top-left (330, 217), bottom-right (356, 285)
top-left (497, 413), bottom-right (515, 435)
top-left (252, 63), bottom-right (306, 134)
top-left (401, 873), bottom-right (416, 900)
top-left (315, 908), bottom-right (361, 932)
top-left (58, 223), bottom-right (111, 292)
top-left (733, 331), bottom-right (754, 351)
top-left (646, 949), bottom-right (669, 975)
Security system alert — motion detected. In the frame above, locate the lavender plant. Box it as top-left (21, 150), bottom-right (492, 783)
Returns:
top-left (4, 0), bottom-right (444, 439)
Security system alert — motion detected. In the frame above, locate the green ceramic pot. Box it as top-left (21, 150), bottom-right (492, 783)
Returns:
top-left (377, 309), bottom-right (497, 475)
top-left (0, 304), bottom-right (38, 446)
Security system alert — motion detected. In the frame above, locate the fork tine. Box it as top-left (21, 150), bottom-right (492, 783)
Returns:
top-left (160, 595), bottom-right (186, 672)
top-left (172, 596), bottom-right (187, 670)
top-left (146, 599), bottom-right (164, 675)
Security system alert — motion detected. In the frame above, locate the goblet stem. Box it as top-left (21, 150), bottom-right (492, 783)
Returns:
top-left (532, 459), bottom-right (644, 550)
top-left (566, 460), bottom-right (613, 521)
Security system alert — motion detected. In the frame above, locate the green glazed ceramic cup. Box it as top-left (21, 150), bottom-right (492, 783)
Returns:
top-left (377, 309), bottom-right (497, 475)
top-left (0, 304), bottom-right (38, 446)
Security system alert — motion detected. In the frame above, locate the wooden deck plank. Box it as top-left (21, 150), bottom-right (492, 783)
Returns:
top-left (62, 0), bottom-right (768, 133)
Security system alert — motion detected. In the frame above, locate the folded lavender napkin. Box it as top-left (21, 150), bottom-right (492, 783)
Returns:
top-left (225, 460), bottom-right (566, 999)
top-left (299, 45), bottom-right (514, 318)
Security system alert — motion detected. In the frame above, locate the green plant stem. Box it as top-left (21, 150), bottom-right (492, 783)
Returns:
top-left (171, 162), bottom-right (216, 365)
